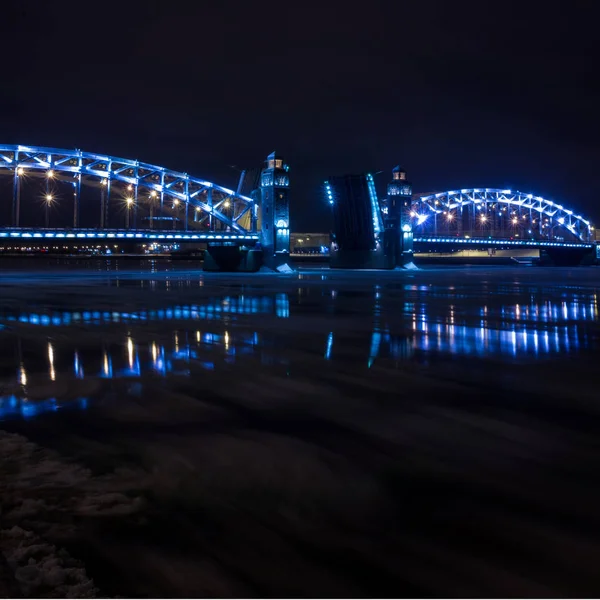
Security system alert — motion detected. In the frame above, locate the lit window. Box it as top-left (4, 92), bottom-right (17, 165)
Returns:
top-left (268, 160), bottom-right (275, 168)
top-left (399, 172), bottom-right (406, 180)
top-left (393, 172), bottom-right (400, 180)
top-left (275, 159), bottom-right (283, 168)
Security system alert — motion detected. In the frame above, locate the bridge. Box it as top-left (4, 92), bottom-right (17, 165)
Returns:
top-left (0, 144), bottom-right (291, 270)
top-left (1, 145), bottom-right (595, 269)
top-left (326, 167), bottom-right (596, 268)
top-left (409, 188), bottom-right (593, 243)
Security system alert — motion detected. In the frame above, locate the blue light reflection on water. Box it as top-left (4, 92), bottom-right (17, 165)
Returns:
top-left (1, 295), bottom-right (291, 328)
top-left (0, 395), bottom-right (89, 420)
top-left (1, 285), bottom-right (598, 419)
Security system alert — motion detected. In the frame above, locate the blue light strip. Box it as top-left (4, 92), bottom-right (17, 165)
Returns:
top-left (413, 236), bottom-right (593, 249)
top-left (324, 182), bottom-right (334, 205)
top-left (0, 228), bottom-right (260, 241)
top-left (366, 174), bottom-right (383, 236)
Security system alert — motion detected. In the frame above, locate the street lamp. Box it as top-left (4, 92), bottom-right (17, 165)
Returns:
top-left (17, 167), bottom-right (24, 176)
top-left (46, 170), bottom-right (54, 179)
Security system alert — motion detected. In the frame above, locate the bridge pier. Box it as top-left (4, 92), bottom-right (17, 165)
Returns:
top-left (256, 152), bottom-right (292, 271)
top-left (386, 166), bottom-right (416, 268)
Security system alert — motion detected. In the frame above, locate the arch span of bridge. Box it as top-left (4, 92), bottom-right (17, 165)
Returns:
top-left (409, 188), bottom-right (593, 243)
top-left (0, 144), bottom-right (257, 236)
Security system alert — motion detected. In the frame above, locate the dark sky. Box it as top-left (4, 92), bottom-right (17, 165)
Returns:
top-left (1, 0), bottom-right (597, 230)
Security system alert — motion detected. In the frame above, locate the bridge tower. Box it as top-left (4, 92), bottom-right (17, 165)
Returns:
top-left (386, 165), bottom-right (414, 266)
top-left (258, 151), bottom-right (291, 269)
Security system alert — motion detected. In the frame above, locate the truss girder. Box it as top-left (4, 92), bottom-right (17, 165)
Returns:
top-left (410, 188), bottom-right (592, 241)
top-left (0, 144), bottom-right (255, 233)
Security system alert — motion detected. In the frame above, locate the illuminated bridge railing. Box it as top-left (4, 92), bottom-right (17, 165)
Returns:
top-left (0, 228), bottom-right (260, 242)
top-left (413, 235), bottom-right (594, 249)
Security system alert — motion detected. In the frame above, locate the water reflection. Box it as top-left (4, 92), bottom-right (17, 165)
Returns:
top-left (0, 395), bottom-right (89, 420)
top-left (0, 294), bottom-right (291, 327)
top-left (1, 284), bottom-right (598, 420)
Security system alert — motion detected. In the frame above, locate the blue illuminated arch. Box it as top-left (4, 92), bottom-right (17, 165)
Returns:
top-left (0, 144), bottom-right (255, 233)
top-left (409, 188), bottom-right (593, 242)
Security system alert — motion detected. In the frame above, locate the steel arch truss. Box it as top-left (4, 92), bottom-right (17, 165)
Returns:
top-left (0, 144), bottom-right (256, 233)
top-left (409, 188), bottom-right (593, 242)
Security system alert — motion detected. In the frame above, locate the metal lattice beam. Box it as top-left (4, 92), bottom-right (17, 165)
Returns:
top-left (408, 188), bottom-right (593, 242)
top-left (0, 144), bottom-right (255, 233)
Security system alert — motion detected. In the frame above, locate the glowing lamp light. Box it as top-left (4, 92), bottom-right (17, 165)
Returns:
top-left (195, 206), bottom-right (200, 212)
top-left (47, 170), bottom-right (54, 178)
top-left (173, 199), bottom-right (179, 206)
top-left (127, 184), bottom-right (133, 191)
top-left (126, 197), bottom-right (133, 205)
top-left (150, 191), bottom-right (157, 198)
top-left (416, 214), bottom-right (428, 225)
top-left (402, 224), bottom-right (412, 233)
top-left (45, 194), bottom-right (53, 203)
top-left (446, 213), bottom-right (454, 221)
top-left (480, 215), bottom-right (487, 222)
top-left (512, 218), bottom-right (518, 224)
top-left (223, 200), bottom-right (230, 208)
top-left (17, 167), bottom-right (24, 175)
top-left (558, 217), bottom-right (565, 224)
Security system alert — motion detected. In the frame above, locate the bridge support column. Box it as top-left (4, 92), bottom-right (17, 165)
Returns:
top-left (73, 174), bottom-right (81, 228)
top-left (12, 168), bottom-right (21, 227)
top-left (133, 184), bottom-right (138, 229)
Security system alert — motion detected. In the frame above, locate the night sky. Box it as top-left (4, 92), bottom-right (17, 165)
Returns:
top-left (1, 1), bottom-right (596, 231)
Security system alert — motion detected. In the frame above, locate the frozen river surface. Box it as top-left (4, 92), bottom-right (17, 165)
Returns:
top-left (1, 259), bottom-right (600, 597)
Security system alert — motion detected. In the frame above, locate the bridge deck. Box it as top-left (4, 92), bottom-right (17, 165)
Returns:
top-left (0, 228), bottom-right (260, 242)
top-left (414, 236), bottom-right (593, 249)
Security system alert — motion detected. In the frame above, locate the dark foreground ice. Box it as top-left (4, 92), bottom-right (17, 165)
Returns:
top-left (1, 259), bottom-right (600, 597)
